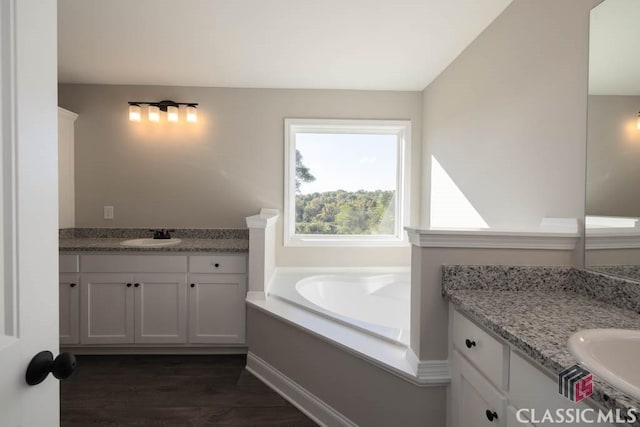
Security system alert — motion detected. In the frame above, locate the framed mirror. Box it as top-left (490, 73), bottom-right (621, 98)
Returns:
top-left (585, 0), bottom-right (640, 280)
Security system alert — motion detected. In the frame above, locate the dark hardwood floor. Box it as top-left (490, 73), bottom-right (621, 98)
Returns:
top-left (61, 355), bottom-right (317, 427)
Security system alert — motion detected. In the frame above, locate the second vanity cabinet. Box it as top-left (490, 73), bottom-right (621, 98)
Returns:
top-left (59, 253), bottom-right (247, 351)
top-left (450, 307), bottom-right (616, 427)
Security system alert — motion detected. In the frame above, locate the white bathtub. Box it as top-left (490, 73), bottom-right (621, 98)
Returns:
top-left (268, 268), bottom-right (410, 345)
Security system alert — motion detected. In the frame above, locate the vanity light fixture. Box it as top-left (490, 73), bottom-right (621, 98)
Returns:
top-left (128, 103), bottom-right (141, 122)
top-left (637, 112), bottom-right (640, 130)
top-left (127, 100), bottom-right (199, 123)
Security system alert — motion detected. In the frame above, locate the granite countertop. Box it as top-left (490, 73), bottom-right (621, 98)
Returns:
top-left (58, 228), bottom-right (249, 253)
top-left (442, 266), bottom-right (640, 424)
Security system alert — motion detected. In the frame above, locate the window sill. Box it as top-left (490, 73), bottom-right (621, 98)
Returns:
top-left (284, 236), bottom-right (410, 248)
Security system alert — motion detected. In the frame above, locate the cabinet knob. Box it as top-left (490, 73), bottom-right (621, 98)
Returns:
top-left (126, 283), bottom-right (132, 287)
top-left (465, 339), bottom-right (476, 349)
top-left (70, 283), bottom-right (76, 288)
top-left (214, 263), bottom-right (220, 268)
top-left (134, 283), bottom-right (140, 288)
top-left (485, 409), bottom-right (498, 422)
top-left (190, 283), bottom-right (195, 288)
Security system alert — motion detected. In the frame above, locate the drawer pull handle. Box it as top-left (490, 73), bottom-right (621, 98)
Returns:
top-left (70, 283), bottom-right (76, 288)
top-left (190, 283), bottom-right (195, 288)
top-left (465, 339), bottom-right (476, 349)
top-left (485, 409), bottom-right (498, 422)
top-left (214, 263), bottom-right (220, 268)
top-left (126, 283), bottom-right (132, 288)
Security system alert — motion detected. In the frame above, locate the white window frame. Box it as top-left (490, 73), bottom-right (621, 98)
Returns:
top-left (284, 118), bottom-right (411, 247)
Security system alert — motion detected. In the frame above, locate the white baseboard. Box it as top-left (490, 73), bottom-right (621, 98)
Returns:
top-left (246, 352), bottom-right (357, 427)
top-left (405, 348), bottom-right (451, 384)
top-left (61, 346), bottom-right (247, 355)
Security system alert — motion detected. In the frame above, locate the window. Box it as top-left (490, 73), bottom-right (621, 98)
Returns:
top-left (284, 119), bottom-right (411, 246)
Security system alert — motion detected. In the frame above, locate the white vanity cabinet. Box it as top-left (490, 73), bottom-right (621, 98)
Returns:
top-left (80, 272), bottom-right (188, 345)
top-left (450, 306), bottom-right (616, 427)
top-left (188, 255), bottom-right (247, 344)
top-left (59, 255), bottom-right (80, 345)
top-left (135, 273), bottom-right (187, 344)
top-left (188, 274), bottom-right (246, 344)
top-left (60, 253), bottom-right (247, 351)
top-left (80, 273), bottom-right (135, 344)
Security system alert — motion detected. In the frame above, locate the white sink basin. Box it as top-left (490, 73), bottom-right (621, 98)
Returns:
top-left (120, 238), bottom-right (182, 248)
top-left (568, 328), bottom-right (640, 400)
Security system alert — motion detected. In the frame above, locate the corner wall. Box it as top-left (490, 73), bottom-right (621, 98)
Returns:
top-left (421, 0), bottom-right (602, 229)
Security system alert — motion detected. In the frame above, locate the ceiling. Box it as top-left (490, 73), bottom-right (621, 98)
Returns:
top-left (58, 0), bottom-right (512, 91)
top-left (589, 0), bottom-right (640, 95)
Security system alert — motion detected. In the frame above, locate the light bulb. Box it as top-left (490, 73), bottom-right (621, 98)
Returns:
top-left (186, 105), bottom-right (198, 123)
top-left (148, 105), bottom-right (160, 122)
top-left (128, 104), bottom-right (141, 122)
top-left (167, 105), bottom-right (179, 123)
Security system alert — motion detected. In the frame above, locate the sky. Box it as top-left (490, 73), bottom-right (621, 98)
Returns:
top-left (296, 133), bottom-right (398, 194)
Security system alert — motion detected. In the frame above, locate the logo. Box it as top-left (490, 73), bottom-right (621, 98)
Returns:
top-left (558, 364), bottom-right (593, 403)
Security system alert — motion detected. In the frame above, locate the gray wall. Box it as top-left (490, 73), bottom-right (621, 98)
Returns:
top-left (586, 95), bottom-right (640, 217)
top-left (59, 84), bottom-right (422, 266)
top-left (421, 0), bottom-right (602, 228)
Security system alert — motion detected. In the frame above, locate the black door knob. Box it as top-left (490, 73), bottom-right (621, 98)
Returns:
top-left (465, 339), bottom-right (476, 348)
top-left (485, 409), bottom-right (498, 422)
top-left (26, 351), bottom-right (77, 386)
top-left (190, 283), bottom-right (195, 288)
top-left (134, 283), bottom-right (140, 287)
top-left (126, 283), bottom-right (132, 287)
top-left (70, 283), bottom-right (76, 288)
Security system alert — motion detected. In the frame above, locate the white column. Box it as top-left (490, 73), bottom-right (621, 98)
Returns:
top-left (245, 208), bottom-right (279, 299)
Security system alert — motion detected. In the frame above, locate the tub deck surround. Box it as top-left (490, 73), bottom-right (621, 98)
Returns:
top-left (59, 228), bottom-right (249, 253)
top-left (443, 265), bottom-right (640, 423)
top-left (246, 294), bottom-right (448, 387)
top-left (246, 267), bottom-right (450, 387)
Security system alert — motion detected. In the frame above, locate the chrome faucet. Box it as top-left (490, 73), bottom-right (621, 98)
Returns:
top-left (150, 229), bottom-right (174, 239)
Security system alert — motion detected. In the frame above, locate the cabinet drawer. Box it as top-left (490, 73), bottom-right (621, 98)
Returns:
top-left (189, 255), bottom-right (246, 274)
top-left (509, 351), bottom-right (614, 427)
top-left (60, 255), bottom-right (79, 273)
top-left (80, 255), bottom-right (187, 273)
top-left (452, 310), bottom-right (506, 389)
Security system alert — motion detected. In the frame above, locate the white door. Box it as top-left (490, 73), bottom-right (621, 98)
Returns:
top-left (134, 273), bottom-right (187, 344)
top-left (0, 0), bottom-right (61, 425)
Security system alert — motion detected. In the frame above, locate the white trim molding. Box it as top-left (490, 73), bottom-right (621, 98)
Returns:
top-left (283, 118), bottom-right (411, 247)
top-left (246, 352), bottom-right (358, 427)
top-left (245, 208), bottom-right (279, 229)
top-left (585, 228), bottom-right (640, 250)
top-left (404, 226), bottom-right (580, 250)
top-left (245, 209), bottom-right (279, 296)
top-left (404, 348), bottom-right (451, 384)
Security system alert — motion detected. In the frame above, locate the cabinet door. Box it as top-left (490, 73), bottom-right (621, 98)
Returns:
top-left (506, 406), bottom-right (533, 427)
top-left (59, 273), bottom-right (79, 345)
top-left (188, 274), bottom-right (246, 344)
top-left (80, 274), bottom-right (134, 344)
top-left (134, 273), bottom-right (187, 344)
top-left (451, 351), bottom-right (506, 427)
